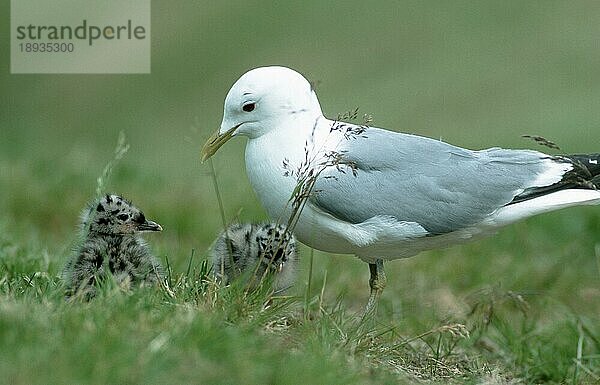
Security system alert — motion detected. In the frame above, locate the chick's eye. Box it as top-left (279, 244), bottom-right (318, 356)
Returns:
top-left (117, 214), bottom-right (129, 221)
top-left (135, 213), bottom-right (146, 224)
top-left (242, 103), bottom-right (255, 112)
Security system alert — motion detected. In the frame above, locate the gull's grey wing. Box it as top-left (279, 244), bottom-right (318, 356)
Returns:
top-left (311, 127), bottom-right (557, 235)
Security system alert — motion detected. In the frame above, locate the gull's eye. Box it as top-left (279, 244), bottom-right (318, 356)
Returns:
top-left (117, 214), bottom-right (129, 221)
top-left (242, 103), bottom-right (255, 112)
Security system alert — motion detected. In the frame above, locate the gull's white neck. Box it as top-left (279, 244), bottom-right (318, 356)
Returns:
top-left (244, 112), bottom-right (338, 222)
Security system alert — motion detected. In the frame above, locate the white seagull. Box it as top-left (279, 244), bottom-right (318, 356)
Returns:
top-left (202, 66), bottom-right (600, 314)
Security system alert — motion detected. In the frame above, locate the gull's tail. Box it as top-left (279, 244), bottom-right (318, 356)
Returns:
top-left (489, 153), bottom-right (600, 227)
top-left (511, 153), bottom-right (600, 204)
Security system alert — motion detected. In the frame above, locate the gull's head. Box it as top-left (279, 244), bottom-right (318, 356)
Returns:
top-left (202, 66), bottom-right (322, 161)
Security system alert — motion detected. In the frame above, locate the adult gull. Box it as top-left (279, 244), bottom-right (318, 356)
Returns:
top-left (202, 66), bottom-right (600, 314)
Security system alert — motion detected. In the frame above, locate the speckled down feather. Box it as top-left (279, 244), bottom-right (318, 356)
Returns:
top-left (211, 223), bottom-right (298, 293)
top-left (63, 194), bottom-right (163, 297)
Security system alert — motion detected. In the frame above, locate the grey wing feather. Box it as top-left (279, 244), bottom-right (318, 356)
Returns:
top-left (311, 127), bottom-right (554, 234)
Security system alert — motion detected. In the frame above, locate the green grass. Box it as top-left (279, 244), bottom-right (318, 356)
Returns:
top-left (1, 161), bottom-right (598, 385)
top-left (2, 0), bottom-right (600, 383)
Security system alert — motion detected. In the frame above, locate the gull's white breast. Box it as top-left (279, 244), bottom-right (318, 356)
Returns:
top-left (244, 118), bottom-right (367, 254)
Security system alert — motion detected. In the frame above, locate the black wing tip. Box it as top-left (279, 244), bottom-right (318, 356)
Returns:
top-left (565, 153), bottom-right (600, 179)
top-left (509, 153), bottom-right (599, 206)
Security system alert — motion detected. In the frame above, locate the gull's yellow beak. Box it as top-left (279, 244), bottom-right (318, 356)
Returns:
top-left (201, 125), bottom-right (237, 162)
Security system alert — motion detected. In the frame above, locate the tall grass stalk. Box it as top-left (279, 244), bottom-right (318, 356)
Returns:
top-left (95, 131), bottom-right (129, 197)
top-left (304, 247), bottom-right (314, 320)
top-left (208, 159), bottom-right (233, 277)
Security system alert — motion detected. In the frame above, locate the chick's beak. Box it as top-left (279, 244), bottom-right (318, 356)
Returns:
top-left (201, 125), bottom-right (238, 162)
top-left (138, 220), bottom-right (163, 232)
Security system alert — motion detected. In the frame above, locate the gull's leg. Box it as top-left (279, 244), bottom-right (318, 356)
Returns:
top-left (363, 259), bottom-right (386, 317)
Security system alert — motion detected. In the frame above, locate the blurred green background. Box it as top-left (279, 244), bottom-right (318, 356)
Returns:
top-left (1, 1), bottom-right (599, 382)
top-left (2, 0), bottom-right (600, 297)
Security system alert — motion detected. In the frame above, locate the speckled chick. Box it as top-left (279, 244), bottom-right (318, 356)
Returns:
top-left (211, 223), bottom-right (298, 293)
top-left (63, 194), bottom-right (163, 297)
